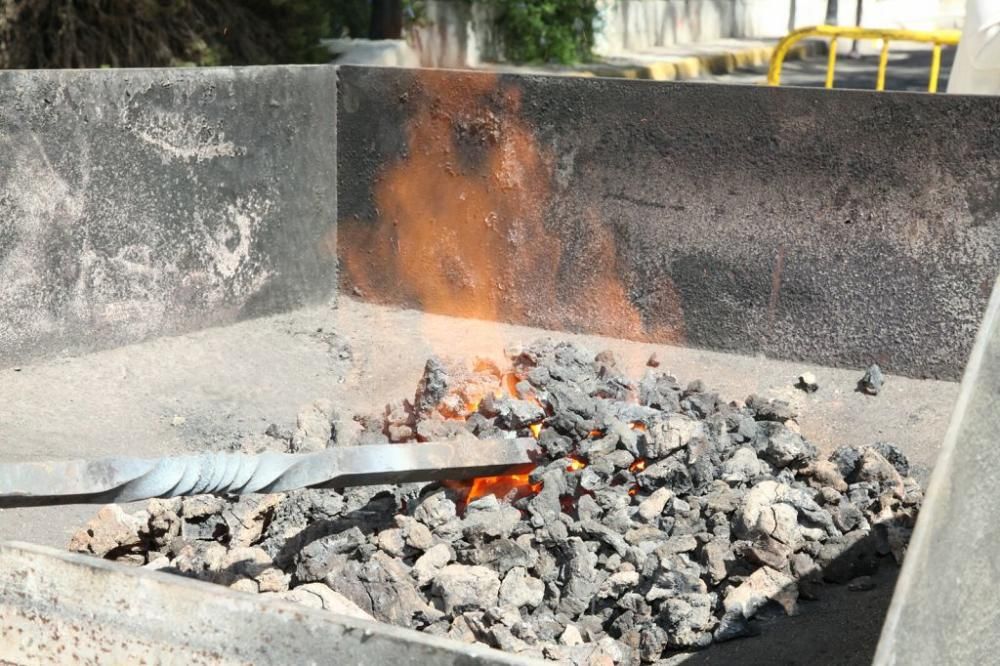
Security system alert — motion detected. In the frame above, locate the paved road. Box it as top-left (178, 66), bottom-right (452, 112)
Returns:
top-left (711, 44), bottom-right (956, 93)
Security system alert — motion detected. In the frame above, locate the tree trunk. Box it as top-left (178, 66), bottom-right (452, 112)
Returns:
top-left (825, 0), bottom-right (839, 25)
top-left (370, 0), bottom-right (403, 40)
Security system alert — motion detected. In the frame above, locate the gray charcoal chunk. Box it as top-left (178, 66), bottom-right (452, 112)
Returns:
top-left (829, 446), bottom-right (863, 479)
top-left (871, 442), bottom-right (911, 476)
top-left (432, 564), bottom-right (501, 613)
top-left (663, 593), bottom-right (716, 648)
top-left (499, 567), bottom-right (546, 608)
top-left (295, 527), bottom-right (366, 582)
top-left (755, 422), bottom-right (817, 468)
top-left (413, 492), bottom-right (457, 530)
top-left (721, 447), bottom-right (767, 484)
top-left (471, 538), bottom-right (537, 575)
top-left (859, 364), bottom-right (885, 395)
top-left (745, 394), bottom-right (797, 422)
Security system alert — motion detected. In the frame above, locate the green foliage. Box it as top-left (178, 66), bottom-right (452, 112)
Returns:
top-left (487, 0), bottom-right (599, 64)
top-left (0, 0), bottom-right (335, 68)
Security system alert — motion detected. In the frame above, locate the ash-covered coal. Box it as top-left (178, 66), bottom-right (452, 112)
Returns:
top-left (70, 340), bottom-right (923, 664)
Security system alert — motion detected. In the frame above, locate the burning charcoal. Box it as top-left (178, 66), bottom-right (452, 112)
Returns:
top-left (754, 422), bottom-right (817, 468)
top-left (413, 491), bottom-right (457, 530)
top-left (703, 481), bottom-right (741, 515)
top-left (796, 372), bottom-right (819, 393)
top-left (636, 454), bottom-right (692, 494)
top-left (639, 370), bottom-right (682, 412)
top-left (872, 442), bottom-right (911, 477)
top-left (294, 527), bottom-right (366, 582)
top-left (463, 495), bottom-right (522, 540)
top-left (432, 564), bottom-right (501, 613)
top-left (352, 552), bottom-right (440, 628)
top-left (557, 538), bottom-right (601, 618)
top-left (662, 593), bottom-right (716, 649)
top-left (721, 447), bottom-right (768, 484)
top-left (642, 414), bottom-right (704, 459)
top-left (702, 539), bottom-right (735, 585)
top-left (723, 566), bottom-right (798, 620)
top-left (395, 515), bottom-right (436, 551)
top-left (537, 428), bottom-right (574, 458)
top-left (268, 582), bottom-right (375, 620)
top-left (681, 390), bottom-right (719, 419)
top-left (596, 570), bottom-right (639, 599)
top-left (471, 538), bottom-right (538, 575)
top-left (492, 397), bottom-right (545, 430)
top-left (853, 448), bottom-right (905, 498)
top-left (499, 567), bottom-right (546, 608)
top-left (858, 364), bottom-right (885, 395)
top-left (291, 399), bottom-right (337, 453)
top-left (144, 498), bottom-right (181, 550)
top-left (414, 357), bottom-right (454, 414)
top-left (802, 460), bottom-right (848, 492)
top-left (713, 613), bottom-right (760, 643)
top-left (415, 419), bottom-right (471, 442)
top-left (412, 543), bottom-right (454, 586)
top-left (746, 395), bottom-right (797, 423)
top-left (558, 624), bottom-right (584, 646)
top-left (376, 528), bottom-right (406, 557)
top-left (829, 446), bottom-right (863, 478)
top-left (831, 500), bottom-right (868, 532)
top-left (219, 494), bottom-right (282, 548)
top-left (637, 487), bottom-right (673, 522)
top-left (816, 530), bottom-right (879, 584)
top-left (737, 535), bottom-right (792, 570)
top-left (69, 504), bottom-right (150, 560)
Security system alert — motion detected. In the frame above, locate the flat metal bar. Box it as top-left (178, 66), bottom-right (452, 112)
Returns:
top-left (0, 438), bottom-right (540, 508)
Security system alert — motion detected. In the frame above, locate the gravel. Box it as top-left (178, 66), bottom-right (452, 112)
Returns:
top-left (69, 339), bottom-right (924, 664)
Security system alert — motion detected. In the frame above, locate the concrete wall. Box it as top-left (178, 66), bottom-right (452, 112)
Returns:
top-left (338, 66), bottom-right (1000, 381)
top-left (0, 66), bottom-right (338, 368)
top-left (409, 0), bottom-right (965, 66)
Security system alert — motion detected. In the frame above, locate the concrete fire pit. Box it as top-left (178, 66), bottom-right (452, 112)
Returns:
top-left (2, 64), bottom-right (1000, 663)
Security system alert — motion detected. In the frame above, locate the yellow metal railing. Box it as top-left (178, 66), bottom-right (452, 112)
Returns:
top-left (768, 25), bottom-right (962, 93)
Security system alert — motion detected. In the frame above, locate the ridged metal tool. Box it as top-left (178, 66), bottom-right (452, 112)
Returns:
top-left (0, 438), bottom-right (540, 508)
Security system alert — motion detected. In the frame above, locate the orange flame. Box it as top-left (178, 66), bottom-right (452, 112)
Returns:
top-left (466, 473), bottom-right (541, 504)
top-left (338, 72), bottom-right (686, 344)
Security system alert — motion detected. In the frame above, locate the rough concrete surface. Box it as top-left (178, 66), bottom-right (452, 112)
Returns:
top-left (0, 541), bottom-right (532, 665)
top-left (876, 277), bottom-right (1000, 664)
top-left (338, 65), bottom-right (1000, 381)
top-left (0, 298), bottom-right (956, 548)
top-left (0, 66), bottom-right (338, 368)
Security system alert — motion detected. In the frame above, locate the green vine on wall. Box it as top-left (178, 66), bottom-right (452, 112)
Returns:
top-left (485, 0), bottom-right (599, 64)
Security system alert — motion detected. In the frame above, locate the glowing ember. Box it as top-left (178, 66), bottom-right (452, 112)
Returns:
top-left (630, 422), bottom-right (647, 431)
top-left (588, 429), bottom-right (603, 438)
top-left (629, 458), bottom-right (647, 473)
top-left (465, 473), bottom-right (541, 504)
top-left (529, 423), bottom-right (542, 439)
top-left (566, 456), bottom-right (587, 471)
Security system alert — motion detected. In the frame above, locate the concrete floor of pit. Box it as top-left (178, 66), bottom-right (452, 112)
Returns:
top-left (1, 297), bottom-right (960, 665)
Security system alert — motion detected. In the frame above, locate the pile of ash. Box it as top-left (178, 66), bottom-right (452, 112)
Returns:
top-left (70, 340), bottom-right (922, 664)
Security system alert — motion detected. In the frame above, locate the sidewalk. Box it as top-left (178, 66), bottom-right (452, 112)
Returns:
top-left (481, 38), bottom-right (827, 81)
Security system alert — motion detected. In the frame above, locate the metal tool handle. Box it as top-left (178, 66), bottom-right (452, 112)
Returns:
top-left (0, 438), bottom-right (539, 508)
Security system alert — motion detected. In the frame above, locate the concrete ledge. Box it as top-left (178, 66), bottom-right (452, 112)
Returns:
top-left (0, 541), bottom-right (529, 664)
top-left (0, 66), bottom-right (338, 368)
top-left (481, 38), bottom-right (825, 81)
